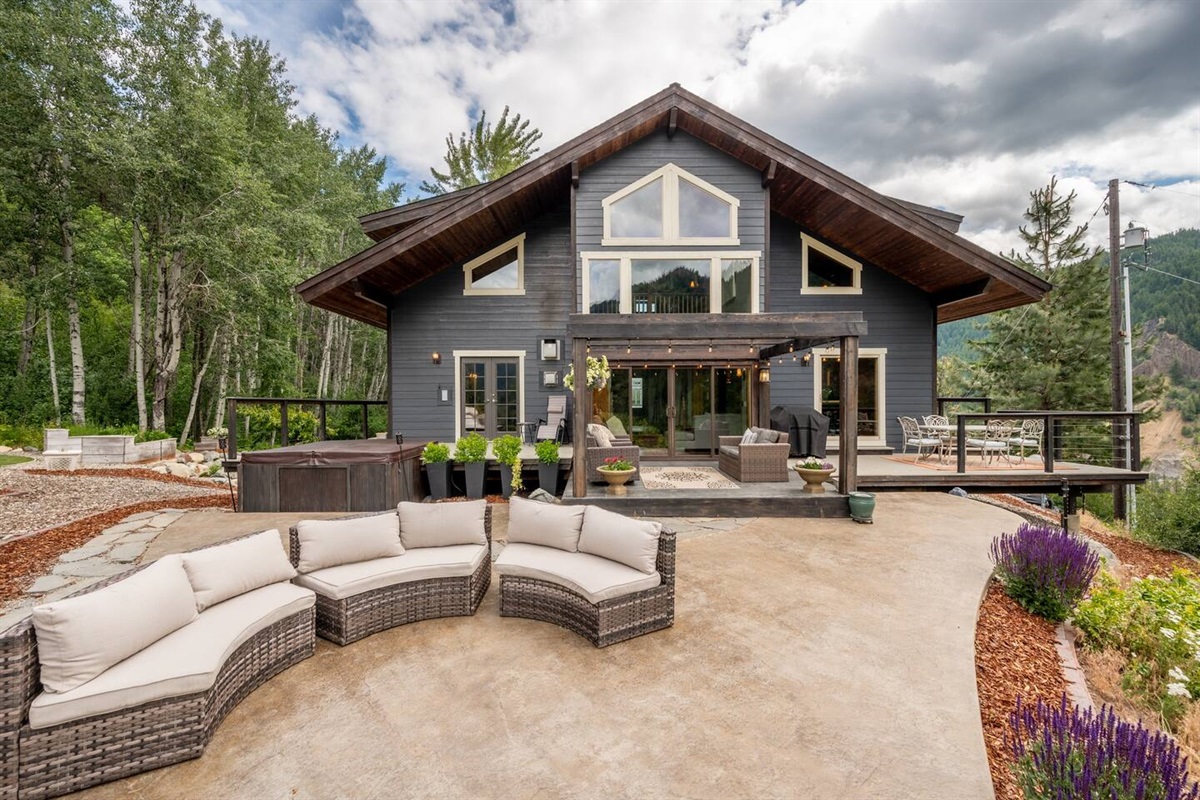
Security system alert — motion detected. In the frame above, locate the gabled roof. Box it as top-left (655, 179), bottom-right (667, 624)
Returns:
top-left (298, 84), bottom-right (1050, 328)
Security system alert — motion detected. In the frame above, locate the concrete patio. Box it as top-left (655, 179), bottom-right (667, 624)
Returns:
top-left (74, 493), bottom-right (1021, 800)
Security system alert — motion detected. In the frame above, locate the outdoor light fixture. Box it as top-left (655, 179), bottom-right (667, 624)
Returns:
top-left (431, 352), bottom-right (441, 365)
top-left (708, 340), bottom-right (713, 353)
top-left (586, 339), bottom-right (591, 354)
top-left (540, 339), bottom-right (559, 360)
top-left (668, 341), bottom-right (673, 354)
top-left (542, 370), bottom-right (560, 388)
top-left (758, 368), bottom-right (770, 384)
top-left (801, 351), bottom-right (812, 365)
top-left (626, 341), bottom-right (631, 354)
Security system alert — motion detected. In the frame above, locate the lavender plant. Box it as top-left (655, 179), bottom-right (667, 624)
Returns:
top-left (990, 522), bottom-right (1100, 622)
top-left (1008, 694), bottom-right (1199, 800)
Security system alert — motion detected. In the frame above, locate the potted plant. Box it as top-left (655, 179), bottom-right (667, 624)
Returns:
top-left (454, 433), bottom-right (488, 499)
top-left (421, 442), bottom-right (452, 500)
top-left (535, 439), bottom-right (561, 496)
top-left (596, 455), bottom-right (637, 493)
top-left (563, 355), bottom-right (611, 391)
top-left (793, 457), bottom-right (836, 494)
top-left (207, 426), bottom-right (229, 453)
top-left (492, 434), bottom-right (523, 499)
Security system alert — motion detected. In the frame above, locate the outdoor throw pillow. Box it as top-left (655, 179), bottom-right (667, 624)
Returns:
top-left (181, 529), bottom-right (298, 612)
top-left (295, 514), bottom-right (404, 574)
top-left (605, 416), bottom-right (628, 437)
top-left (740, 429), bottom-right (757, 445)
top-left (757, 428), bottom-right (782, 444)
top-left (578, 505), bottom-right (662, 574)
top-left (33, 554), bottom-right (199, 693)
top-left (507, 496), bottom-right (586, 551)
top-left (399, 499), bottom-right (487, 548)
top-left (587, 423), bottom-right (614, 448)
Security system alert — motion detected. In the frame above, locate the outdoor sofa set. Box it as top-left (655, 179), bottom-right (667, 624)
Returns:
top-left (0, 498), bottom-right (675, 799)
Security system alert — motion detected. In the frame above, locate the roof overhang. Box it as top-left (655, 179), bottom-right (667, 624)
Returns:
top-left (299, 85), bottom-right (1050, 328)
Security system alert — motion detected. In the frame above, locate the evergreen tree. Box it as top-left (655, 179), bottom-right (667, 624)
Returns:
top-left (419, 106), bottom-right (542, 195)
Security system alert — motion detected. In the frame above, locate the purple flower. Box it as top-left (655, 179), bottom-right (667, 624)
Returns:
top-left (990, 522), bottom-right (1100, 621)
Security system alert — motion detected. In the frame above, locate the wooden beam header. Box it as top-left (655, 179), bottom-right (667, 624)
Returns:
top-left (567, 312), bottom-right (866, 343)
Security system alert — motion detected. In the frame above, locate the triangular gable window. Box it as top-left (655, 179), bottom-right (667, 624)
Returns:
top-left (602, 163), bottom-right (739, 246)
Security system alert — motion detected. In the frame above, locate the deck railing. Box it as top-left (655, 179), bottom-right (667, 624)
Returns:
top-left (936, 396), bottom-right (993, 416)
top-left (225, 396), bottom-right (388, 460)
top-left (950, 410), bottom-right (1141, 474)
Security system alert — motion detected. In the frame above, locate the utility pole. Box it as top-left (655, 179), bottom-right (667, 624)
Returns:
top-left (1108, 179), bottom-right (1127, 521)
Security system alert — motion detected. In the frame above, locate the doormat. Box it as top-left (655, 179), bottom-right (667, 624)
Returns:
top-left (639, 466), bottom-right (739, 490)
top-left (882, 455), bottom-right (1076, 472)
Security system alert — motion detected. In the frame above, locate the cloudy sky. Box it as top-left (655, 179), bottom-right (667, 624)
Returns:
top-left (197, 0), bottom-right (1200, 255)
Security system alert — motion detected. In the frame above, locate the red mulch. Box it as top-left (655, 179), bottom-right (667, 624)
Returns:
top-left (0, 495), bottom-right (232, 606)
top-left (26, 467), bottom-right (225, 491)
top-left (975, 580), bottom-right (1068, 800)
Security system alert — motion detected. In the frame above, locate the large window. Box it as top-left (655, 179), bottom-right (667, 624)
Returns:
top-left (801, 233), bottom-right (861, 295)
top-left (581, 252), bottom-right (759, 314)
top-left (602, 163), bottom-right (739, 246)
top-left (812, 348), bottom-right (887, 447)
top-left (463, 234), bottom-right (525, 295)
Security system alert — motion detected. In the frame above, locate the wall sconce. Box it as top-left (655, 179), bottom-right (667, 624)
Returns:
top-left (758, 368), bottom-right (771, 384)
top-left (801, 351), bottom-right (812, 366)
top-left (431, 352), bottom-right (441, 365)
top-left (542, 370), bottom-right (560, 388)
top-left (540, 338), bottom-right (560, 360)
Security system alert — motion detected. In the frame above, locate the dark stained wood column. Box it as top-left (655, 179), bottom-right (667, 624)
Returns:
top-left (571, 337), bottom-right (588, 499)
top-left (838, 335), bottom-right (859, 494)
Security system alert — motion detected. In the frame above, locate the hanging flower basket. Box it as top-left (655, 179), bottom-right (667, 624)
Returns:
top-left (563, 355), bottom-right (611, 391)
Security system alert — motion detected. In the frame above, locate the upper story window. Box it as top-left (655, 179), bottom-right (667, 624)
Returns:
top-left (602, 163), bottom-right (739, 246)
top-left (582, 252), bottom-right (758, 314)
top-left (463, 233), bottom-right (525, 295)
top-left (801, 233), bottom-right (861, 295)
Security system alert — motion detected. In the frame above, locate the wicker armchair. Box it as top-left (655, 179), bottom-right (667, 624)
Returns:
top-left (585, 434), bottom-right (641, 483)
top-left (717, 434), bottom-right (790, 482)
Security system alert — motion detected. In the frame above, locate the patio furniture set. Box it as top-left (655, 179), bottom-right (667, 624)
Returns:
top-left (898, 415), bottom-right (1045, 466)
top-left (0, 499), bottom-right (674, 799)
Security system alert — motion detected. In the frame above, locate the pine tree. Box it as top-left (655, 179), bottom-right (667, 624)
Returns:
top-left (419, 106), bottom-right (542, 195)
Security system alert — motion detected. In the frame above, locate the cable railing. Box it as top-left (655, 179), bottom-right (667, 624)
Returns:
top-left (947, 411), bottom-right (1141, 474)
top-left (225, 397), bottom-right (389, 460)
top-left (631, 292), bottom-right (710, 314)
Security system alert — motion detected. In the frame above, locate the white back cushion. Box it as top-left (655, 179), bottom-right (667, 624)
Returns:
top-left (295, 514), bottom-right (404, 574)
top-left (507, 497), bottom-right (585, 552)
top-left (399, 499), bottom-right (487, 548)
top-left (587, 423), bottom-right (614, 448)
top-left (578, 506), bottom-right (662, 574)
top-left (33, 555), bottom-right (199, 693)
top-left (181, 530), bottom-right (297, 612)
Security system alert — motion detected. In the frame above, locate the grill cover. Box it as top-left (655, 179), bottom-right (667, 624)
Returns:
top-left (769, 406), bottom-right (830, 458)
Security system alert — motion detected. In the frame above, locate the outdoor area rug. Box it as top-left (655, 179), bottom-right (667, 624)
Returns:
top-left (639, 466), bottom-right (740, 490)
top-left (882, 455), bottom-right (1076, 472)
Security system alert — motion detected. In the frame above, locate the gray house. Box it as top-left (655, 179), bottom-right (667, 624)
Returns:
top-left (298, 85), bottom-right (1049, 460)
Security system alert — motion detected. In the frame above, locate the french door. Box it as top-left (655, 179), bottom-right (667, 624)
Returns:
top-left (460, 357), bottom-right (520, 438)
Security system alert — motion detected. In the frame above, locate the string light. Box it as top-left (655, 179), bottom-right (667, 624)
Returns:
top-left (708, 340), bottom-right (713, 353)
top-left (626, 341), bottom-right (631, 354)
top-left (668, 341), bottom-right (673, 354)
top-left (586, 339), bottom-right (591, 354)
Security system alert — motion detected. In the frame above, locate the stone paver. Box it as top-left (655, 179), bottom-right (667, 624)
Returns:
top-left (52, 559), bottom-right (126, 579)
top-left (147, 513), bottom-right (181, 529)
top-left (58, 545), bottom-right (111, 562)
top-left (108, 543), bottom-right (147, 564)
top-left (25, 575), bottom-right (70, 594)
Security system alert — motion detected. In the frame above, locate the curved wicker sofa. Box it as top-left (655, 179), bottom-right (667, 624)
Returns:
top-left (288, 506), bottom-right (492, 646)
top-left (0, 533), bottom-right (315, 800)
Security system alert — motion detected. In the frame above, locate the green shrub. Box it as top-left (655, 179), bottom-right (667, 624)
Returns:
top-left (453, 433), bottom-right (487, 463)
top-left (135, 429), bottom-right (171, 443)
top-left (420, 442), bottom-right (450, 464)
top-left (1074, 569), bottom-right (1200, 730)
top-left (1134, 468), bottom-right (1200, 556)
top-left (535, 439), bottom-right (560, 465)
top-left (492, 435), bottom-right (523, 492)
top-left (0, 424), bottom-right (41, 449)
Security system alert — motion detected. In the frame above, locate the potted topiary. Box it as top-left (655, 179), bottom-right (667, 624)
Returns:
top-left (793, 457), bottom-right (836, 494)
top-left (454, 433), bottom-right (489, 499)
top-left (421, 442), bottom-right (452, 500)
top-left (492, 434), bottom-right (523, 499)
top-left (535, 439), bottom-right (561, 496)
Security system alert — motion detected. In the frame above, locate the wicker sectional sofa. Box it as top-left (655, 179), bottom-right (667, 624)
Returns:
top-left (717, 428), bottom-right (791, 482)
top-left (0, 531), bottom-right (316, 800)
top-left (496, 497), bottom-right (675, 647)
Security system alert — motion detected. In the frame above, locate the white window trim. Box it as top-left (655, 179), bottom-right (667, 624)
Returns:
top-left (601, 163), bottom-right (740, 246)
top-left (581, 251), bottom-right (760, 314)
top-left (463, 233), bottom-right (525, 296)
top-left (812, 347), bottom-right (887, 448)
top-left (453, 350), bottom-right (525, 441)
top-left (800, 233), bottom-right (862, 295)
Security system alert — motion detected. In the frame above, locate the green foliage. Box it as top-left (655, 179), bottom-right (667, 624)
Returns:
top-left (491, 435), bottom-right (521, 465)
top-left (419, 106), bottom-right (542, 195)
top-left (0, 455), bottom-right (33, 467)
top-left (1134, 467), bottom-right (1200, 556)
top-left (420, 442), bottom-right (450, 464)
top-left (1130, 228), bottom-right (1200, 350)
top-left (0, 424), bottom-right (42, 449)
top-left (535, 439), bottom-right (560, 465)
top-left (233, 405), bottom-right (319, 451)
top-left (1074, 570), bottom-right (1200, 729)
top-left (453, 433), bottom-right (487, 464)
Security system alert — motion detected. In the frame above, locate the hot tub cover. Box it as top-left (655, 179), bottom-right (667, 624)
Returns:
top-left (240, 439), bottom-right (421, 466)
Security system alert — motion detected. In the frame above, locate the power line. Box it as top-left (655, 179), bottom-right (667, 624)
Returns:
top-left (1122, 179), bottom-right (1200, 200)
top-left (1135, 263), bottom-right (1200, 287)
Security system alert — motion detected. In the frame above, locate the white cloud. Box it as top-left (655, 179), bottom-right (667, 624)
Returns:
top-left (205, 0), bottom-right (1200, 255)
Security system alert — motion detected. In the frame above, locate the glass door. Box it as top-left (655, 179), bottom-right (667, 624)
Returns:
top-left (629, 368), bottom-right (669, 457)
top-left (675, 367), bottom-right (712, 455)
top-left (460, 358), bottom-right (519, 438)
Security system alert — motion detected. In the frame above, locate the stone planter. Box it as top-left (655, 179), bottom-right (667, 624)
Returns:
top-left (597, 467), bottom-right (637, 495)
top-left (463, 462), bottom-right (486, 499)
top-left (794, 466), bottom-right (835, 494)
top-left (848, 491), bottom-right (877, 524)
top-left (537, 464), bottom-right (560, 496)
top-left (425, 462), bottom-right (452, 500)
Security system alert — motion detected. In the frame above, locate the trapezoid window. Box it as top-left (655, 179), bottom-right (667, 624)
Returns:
top-left (801, 234), bottom-right (862, 295)
top-left (463, 233), bottom-right (525, 295)
top-left (602, 163), bottom-right (739, 246)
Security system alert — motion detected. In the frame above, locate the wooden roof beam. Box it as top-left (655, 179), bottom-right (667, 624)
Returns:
top-left (932, 278), bottom-right (992, 307)
top-left (761, 160), bottom-right (777, 189)
top-left (667, 108), bottom-right (678, 139)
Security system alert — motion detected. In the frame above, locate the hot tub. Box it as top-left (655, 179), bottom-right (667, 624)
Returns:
top-left (237, 439), bottom-right (425, 513)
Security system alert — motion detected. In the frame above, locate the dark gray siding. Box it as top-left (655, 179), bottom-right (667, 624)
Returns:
top-left (389, 208), bottom-right (573, 441)
top-left (766, 214), bottom-right (936, 450)
top-left (576, 130), bottom-right (766, 309)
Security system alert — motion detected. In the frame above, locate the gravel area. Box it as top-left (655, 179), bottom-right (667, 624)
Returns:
top-left (0, 465), bottom-right (222, 542)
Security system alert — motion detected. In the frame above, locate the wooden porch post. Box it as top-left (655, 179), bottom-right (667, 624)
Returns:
top-left (571, 337), bottom-right (588, 499)
top-left (837, 336), bottom-right (859, 494)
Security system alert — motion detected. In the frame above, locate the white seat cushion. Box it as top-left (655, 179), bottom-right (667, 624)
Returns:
top-left (294, 544), bottom-right (487, 601)
top-left (29, 582), bottom-right (314, 729)
top-left (507, 497), bottom-right (585, 552)
top-left (495, 543), bottom-right (660, 604)
top-left (32, 555), bottom-right (199, 694)
top-left (399, 500), bottom-right (487, 548)
top-left (294, 514), bottom-right (404, 574)
top-left (182, 530), bottom-right (298, 612)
